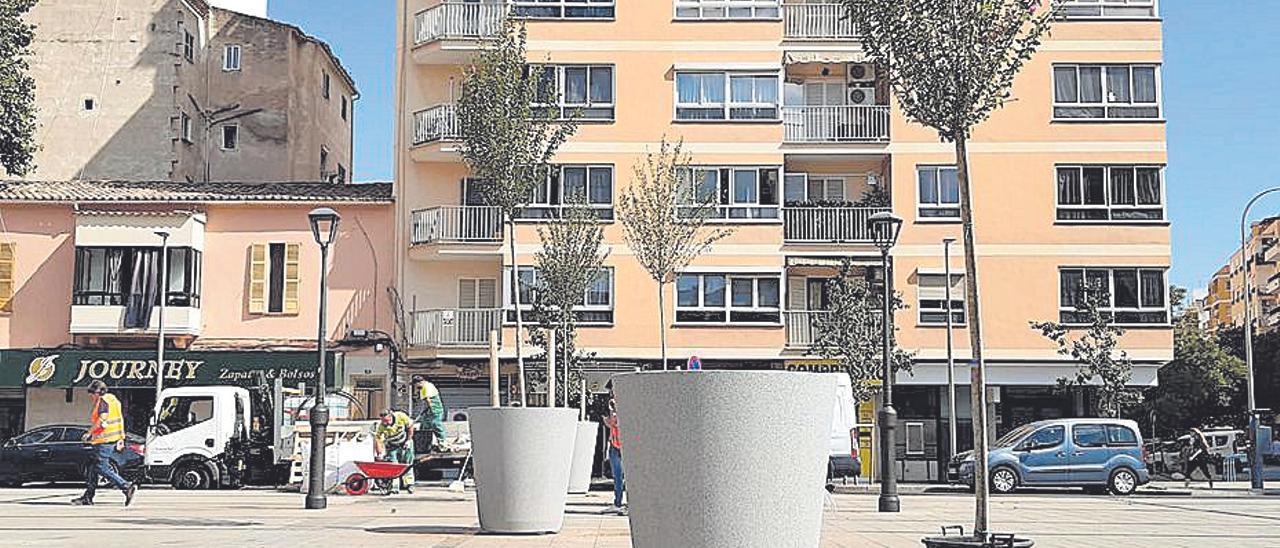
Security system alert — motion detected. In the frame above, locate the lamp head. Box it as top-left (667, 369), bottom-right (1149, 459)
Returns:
top-left (868, 211), bottom-right (904, 251)
top-left (308, 207), bottom-right (341, 246)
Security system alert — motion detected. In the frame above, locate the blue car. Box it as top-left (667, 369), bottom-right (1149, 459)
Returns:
top-left (949, 418), bottom-right (1150, 495)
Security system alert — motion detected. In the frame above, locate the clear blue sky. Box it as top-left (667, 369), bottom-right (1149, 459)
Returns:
top-left (268, 1), bottom-right (1277, 293)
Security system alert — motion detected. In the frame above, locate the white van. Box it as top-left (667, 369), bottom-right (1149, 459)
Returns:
top-left (827, 373), bottom-right (861, 479)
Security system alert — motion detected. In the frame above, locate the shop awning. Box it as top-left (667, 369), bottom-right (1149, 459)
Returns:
top-left (783, 50), bottom-right (869, 65)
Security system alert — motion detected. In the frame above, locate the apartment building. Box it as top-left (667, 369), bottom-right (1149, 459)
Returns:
top-left (1199, 217), bottom-right (1280, 334)
top-left (0, 180), bottom-right (394, 439)
top-left (21, 0), bottom-right (355, 183)
top-left (393, 0), bottom-right (1172, 480)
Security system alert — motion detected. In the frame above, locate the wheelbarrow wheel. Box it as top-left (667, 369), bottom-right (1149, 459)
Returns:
top-left (344, 473), bottom-right (370, 496)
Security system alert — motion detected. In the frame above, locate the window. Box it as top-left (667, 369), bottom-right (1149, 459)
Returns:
top-left (917, 165), bottom-right (959, 219)
top-left (917, 273), bottom-right (965, 325)
top-left (783, 174), bottom-right (847, 204)
top-left (183, 30), bottom-right (195, 63)
top-left (1022, 425), bottom-right (1065, 450)
top-left (1053, 64), bottom-right (1160, 120)
top-left (221, 125), bottom-right (239, 150)
top-left (1060, 0), bottom-right (1157, 18)
top-left (676, 273), bottom-right (781, 324)
top-left (676, 71), bottom-right (779, 121)
top-left (0, 242), bottom-right (13, 311)
top-left (83, 98), bottom-right (95, 111)
top-left (675, 0), bottom-right (780, 19)
top-left (223, 44), bottom-right (241, 71)
top-left (458, 278), bottom-right (499, 309)
top-left (337, 164), bottom-right (347, 184)
top-left (1056, 165), bottom-right (1164, 222)
top-left (1106, 425), bottom-right (1139, 447)
top-left (678, 166), bottom-right (780, 220)
top-left (157, 396), bottom-right (214, 434)
top-left (517, 165), bottom-right (615, 220)
top-left (530, 65), bottom-right (615, 120)
top-left (14, 429), bottom-right (57, 445)
top-left (59, 427), bottom-right (88, 442)
top-left (341, 96), bottom-right (349, 121)
top-left (505, 267), bottom-right (615, 324)
top-left (511, 0), bottom-right (615, 19)
top-left (1059, 267), bottom-right (1168, 325)
top-left (249, 243), bottom-right (300, 314)
top-left (322, 72), bottom-right (331, 100)
top-left (1073, 424), bottom-right (1108, 448)
top-left (74, 247), bottom-right (202, 307)
top-left (180, 112), bottom-right (193, 143)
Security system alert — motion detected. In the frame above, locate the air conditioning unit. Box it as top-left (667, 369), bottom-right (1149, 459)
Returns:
top-left (846, 63), bottom-right (877, 106)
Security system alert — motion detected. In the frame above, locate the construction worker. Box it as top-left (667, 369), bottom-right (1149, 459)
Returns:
top-left (72, 380), bottom-right (136, 506)
top-left (376, 409), bottom-right (415, 494)
top-left (414, 376), bottom-right (446, 452)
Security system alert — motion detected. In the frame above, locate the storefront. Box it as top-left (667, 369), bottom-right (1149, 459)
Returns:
top-left (1, 349), bottom-right (340, 434)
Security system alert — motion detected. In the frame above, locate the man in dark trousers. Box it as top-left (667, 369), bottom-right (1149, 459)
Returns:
top-left (72, 380), bottom-right (137, 506)
top-left (1183, 427), bottom-right (1216, 489)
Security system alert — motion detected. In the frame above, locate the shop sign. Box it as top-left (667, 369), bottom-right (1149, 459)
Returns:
top-left (777, 359), bottom-right (844, 374)
top-left (1, 350), bottom-right (340, 389)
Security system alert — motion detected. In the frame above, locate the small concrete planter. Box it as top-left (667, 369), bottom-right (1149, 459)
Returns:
top-left (614, 371), bottom-right (836, 548)
top-left (468, 406), bottom-right (579, 534)
top-left (567, 421), bottom-right (599, 494)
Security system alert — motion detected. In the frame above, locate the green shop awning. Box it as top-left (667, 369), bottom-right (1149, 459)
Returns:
top-left (1, 349), bottom-right (341, 389)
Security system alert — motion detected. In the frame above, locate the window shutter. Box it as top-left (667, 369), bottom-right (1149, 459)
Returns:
top-left (918, 273), bottom-right (964, 303)
top-left (0, 243), bottom-right (14, 311)
top-left (458, 279), bottom-right (477, 309)
top-left (478, 278), bottom-right (498, 308)
top-left (283, 243), bottom-right (301, 314)
top-left (248, 244), bottom-right (267, 314)
top-left (787, 276), bottom-right (806, 311)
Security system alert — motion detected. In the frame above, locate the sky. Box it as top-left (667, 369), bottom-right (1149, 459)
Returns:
top-left (267, 1), bottom-right (1278, 294)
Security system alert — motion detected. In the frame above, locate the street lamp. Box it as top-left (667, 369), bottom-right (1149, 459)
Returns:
top-left (1240, 188), bottom-right (1280, 492)
top-left (305, 207), bottom-right (340, 510)
top-left (869, 211), bottom-right (904, 513)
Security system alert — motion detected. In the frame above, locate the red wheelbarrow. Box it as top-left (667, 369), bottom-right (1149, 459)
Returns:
top-left (343, 461), bottom-right (413, 496)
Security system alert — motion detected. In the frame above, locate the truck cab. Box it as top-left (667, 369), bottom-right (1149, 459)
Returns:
top-left (146, 385), bottom-right (289, 489)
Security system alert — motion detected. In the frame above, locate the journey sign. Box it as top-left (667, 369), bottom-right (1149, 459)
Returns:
top-left (1, 350), bottom-right (340, 389)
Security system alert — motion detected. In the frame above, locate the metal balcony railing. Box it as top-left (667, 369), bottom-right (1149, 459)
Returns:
top-left (412, 104), bottom-right (460, 145)
top-left (410, 206), bottom-right (503, 245)
top-left (783, 105), bottom-right (890, 143)
top-left (415, 1), bottom-right (507, 45)
top-left (785, 310), bottom-right (828, 348)
top-left (784, 206), bottom-right (889, 243)
top-left (783, 3), bottom-right (857, 40)
top-left (410, 309), bottom-right (504, 348)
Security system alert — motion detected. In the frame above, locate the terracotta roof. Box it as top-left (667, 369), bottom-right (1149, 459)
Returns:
top-left (0, 180), bottom-right (392, 203)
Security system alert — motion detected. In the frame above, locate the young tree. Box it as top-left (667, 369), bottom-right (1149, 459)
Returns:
top-left (457, 21), bottom-right (579, 404)
top-left (810, 261), bottom-right (913, 404)
top-left (0, 0), bottom-right (38, 176)
top-left (618, 139), bottom-right (733, 370)
top-left (844, 0), bottom-right (1056, 532)
top-left (1031, 280), bottom-right (1142, 418)
top-left (1140, 316), bottom-right (1246, 438)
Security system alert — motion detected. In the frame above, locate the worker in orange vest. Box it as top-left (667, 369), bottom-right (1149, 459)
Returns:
top-left (71, 380), bottom-right (137, 506)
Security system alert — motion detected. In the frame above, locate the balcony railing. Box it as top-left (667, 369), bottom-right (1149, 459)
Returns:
top-left (784, 206), bottom-right (889, 243)
top-left (411, 206), bottom-right (503, 245)
top-left (410, 309), bottom-right (504, 348)
top-left (786, 310), bottom-right (827, 348)
top-left (412, 104), bottom-right (460, 145)
top-left (783, 3), bottom-right (857, 40)
top-left (783, 105), bottom-right (890, 143)
top-left (415, 1), bottom-right (507, 45)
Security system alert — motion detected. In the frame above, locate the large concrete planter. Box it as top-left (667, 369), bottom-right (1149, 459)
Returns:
top-left (614, 371), bottom-right (836, 548)
top-left (468, 406), bottom-right (578, 534)
top-left (567, 421), bottom-right (599, 494)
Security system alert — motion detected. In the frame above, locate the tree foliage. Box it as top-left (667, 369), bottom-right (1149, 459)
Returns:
top-left (618, 139), bottom-right (733, 369)
top-left (1139, 316), bottom-right (1246, 438)
top-left (1031, 280), bottom-right (1142, 418)
top-left (810, 261), bottom-right (913, 403)
top-left (0, 0), bottom-right (38, 176)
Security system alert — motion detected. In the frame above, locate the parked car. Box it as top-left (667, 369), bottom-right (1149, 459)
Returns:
top-left (1145, 438), bottom-right (1185, 475)
top-left (0, 425), bottom-right (145, 487)
top-left (948, 418), bottom-right (1150, 495)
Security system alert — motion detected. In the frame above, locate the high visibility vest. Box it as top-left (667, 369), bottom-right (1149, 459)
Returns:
top-left (89, 394), bottom-right (125, 445)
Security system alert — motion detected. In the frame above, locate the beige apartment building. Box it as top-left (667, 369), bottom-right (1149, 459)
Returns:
top-left (1199, 217), bottom-right (1280, 334)
top-left (22, 0), bottom-right (355, 183)
top-left (393, 0), bottom-right (1172, 480)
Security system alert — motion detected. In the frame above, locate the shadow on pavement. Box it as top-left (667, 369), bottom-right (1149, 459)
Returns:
top-left (109, 518), bottom-right (262, 528)
top-left (366, 525), bottom-right (481, 536)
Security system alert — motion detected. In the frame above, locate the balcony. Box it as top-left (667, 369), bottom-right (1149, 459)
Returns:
top-left (415, 1), bottom-right (505, 45)
top-left (783, 105), bottom-right (890, 143)
top-left (410, 206), bottom-right (503, 245)
top-left (785, 310), bottom-right (827, 349)
top-left (783, 3), bottom-right (858, 40)
top-left (784, 206), bottom-right (888, 243)
top-left (71, 305), bottom-right (201, 337)
top-left (409, 309), bottom-right (504, 348)
top-left (410, 105), bottom-right (463, 161)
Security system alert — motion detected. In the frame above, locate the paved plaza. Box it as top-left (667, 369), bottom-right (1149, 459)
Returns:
top-left (0, 485), bottom-right (1276, 547)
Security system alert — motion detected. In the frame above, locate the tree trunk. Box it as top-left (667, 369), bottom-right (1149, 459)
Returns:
top-left (658, 281), bottom-right (668, 371)
top-left (508, 216), bottom-right (527, 407)
top-left (955, 134), bottom-right (990, 536)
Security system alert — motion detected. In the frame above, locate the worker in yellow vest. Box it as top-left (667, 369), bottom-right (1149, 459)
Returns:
top-left (413, 376), bottom-right (446, 452)
top-left (72, 380), bottom-right (137, 506)
top-left (376, 409), bottom-right (416, 494)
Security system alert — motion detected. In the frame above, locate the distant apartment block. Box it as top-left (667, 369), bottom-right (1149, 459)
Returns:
top-left (1199, 217), bottom-right (1280, 334)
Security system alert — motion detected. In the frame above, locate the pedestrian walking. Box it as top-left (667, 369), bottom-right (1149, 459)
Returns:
top-left (71, 380), bottom-right (137, 506)
top-left (375, 409), bottom-right (416, 494)
top-left (605, 392), bottom-right (626, 515)
top-left (413, 376), bottom-right (446, 452)
top-left (1183, 427), bottom-right (1216, 489)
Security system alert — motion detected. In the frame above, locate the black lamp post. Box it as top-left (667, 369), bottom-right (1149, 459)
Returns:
top-left (305, 207), bottom-right (340, 510)
top-left (869, 211), bottom-right (904, 513)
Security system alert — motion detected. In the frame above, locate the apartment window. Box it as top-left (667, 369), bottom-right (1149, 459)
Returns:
top-left (505, 266), bottom-right (615, 324)
top-left (678, 166), bottom-right (780, 220)
top-left (531, 65), bottom-right (615, 120)
top-left (917, 165), bottom-right (959, 219)
top-left (249, 243), bottom-right (300, 315)
top-left (511, 0), bottom-right (615, 19)
top-left (0, 243), bottom-right (14, 311)
top-left (1060, 0), bottom-right (1157, 19)
top-left (322, 72), bottom-right (331, 100)
top-left (917, 273), bottom-right (965, 325)
top-left (223, 45), bottom-right (242, 71)
top-left (341, 96), bottom-right (349, 121)
top-left (676, 71), bottom-right (779, 121)
top-left (783, 174), bottom-right (846, 204)
top-left (74, 247), bottom-right (202, 307)
top-left (221, 125), bottom-right (239, 150)
top-left (675, 0), bottom-right (780, 19)
top-left (1053, 64), bottom-right (1160, 120)
top-left (183, 30), bottom-right (195, 63)
top-left (458, 278), bottom-right (499, 309)
top-left (518, 165), bottom-right (615, 219)
top-left (179, 112), bottom-right (193, 143)
top-left (1059, 267), bottom-right (1168, 325)
top-left (676, 273), bottom-right (781, 324)
top-left (1056, 165), bottom-right (1164, 222)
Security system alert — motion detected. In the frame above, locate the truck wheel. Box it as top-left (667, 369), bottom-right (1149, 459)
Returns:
top-left (172, 462), bottom-right (211, 490)
top-left (1109, 468), bottom-right (1138, 496)
top-left (990, 467), bottom-right (1019, 494)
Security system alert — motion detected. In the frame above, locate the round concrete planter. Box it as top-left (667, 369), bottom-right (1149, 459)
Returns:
top-left (613, 371), bottom-right (836, 548)
top-left (468, 406), bottom-right (579, 534)
top-left (567, 421), bottom-right (599, 494)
